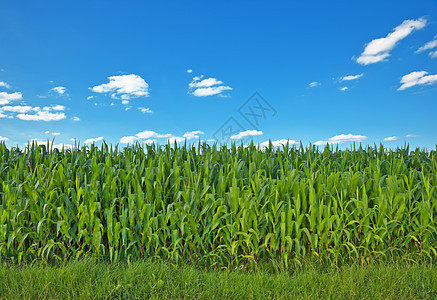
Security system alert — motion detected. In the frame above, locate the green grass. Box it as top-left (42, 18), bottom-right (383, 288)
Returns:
top-left (0, 259), bottom-right (435, 299)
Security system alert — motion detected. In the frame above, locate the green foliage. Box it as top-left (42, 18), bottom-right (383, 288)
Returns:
top-left (0, 259), bottom-right (436, 299)
top-left (0, 140), bottom-right (436, 268)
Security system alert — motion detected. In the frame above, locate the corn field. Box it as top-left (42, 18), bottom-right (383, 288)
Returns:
top-left (0, 141), bottom-right (436, 268)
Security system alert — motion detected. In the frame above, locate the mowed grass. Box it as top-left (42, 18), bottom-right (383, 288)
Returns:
top-left (0, 259), bottom-right (436, 299)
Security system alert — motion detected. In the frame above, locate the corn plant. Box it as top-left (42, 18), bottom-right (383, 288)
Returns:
top-left (0, 140), bottom-right (436, 268)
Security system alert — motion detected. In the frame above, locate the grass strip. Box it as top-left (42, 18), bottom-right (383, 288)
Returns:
top-left (0, 259), bottom-right (436, 299)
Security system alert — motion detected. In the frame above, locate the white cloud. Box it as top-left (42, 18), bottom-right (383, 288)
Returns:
top-left (405, 134), bottom-right (417, 138)
top-left (0, 105), bottom-right (34, 113)
top-left (340, 73), bottom-right (363, 81)
top-left (51, 86), bottom-right (66, 95)
top-left (260, 139), bottom-right (298, 148)
top-left (87, 96), bottom-right (94, 100)
top-left (120, 136), bottom-right (137, 144)
top-left (0, 113), bottom-right (12, 118)
top-left (52, 132), bottom-right (61, 136)
top-left (383, 136), bottom-right (399, 141)
top-left (398, 71), bottom-right (437, 90)
top-left (416, 36), bottom-right (437, 54)
top-left (143, 139), bottom-right (156, 145)
top-left (183, 130), bottom-right (204, 139)
top-left (17, 111), bottom-right (66, 121)
top-left (91, 74), bottom-right (149, 102)
top-left (0, 91), bottom-right (22, 105)
top-left (138, 107), bottom-right (153, 114)
top-left (356, 18), bottom-right (426, 65)
top-left (167, 136), bottom-right (186, 143)
top-left (84, 137), bottom-right (104, 144)
top-left (309, 82), bottom-right (321, 88)
top-left (0, 81), bottom-right (10, 89)
top-left (72, 116), bottom-right (80, 121)
top-left (0, 104), bottom-right (67, 121)
top-left (26, 139), bottom-right (74, 150)
top-left (0, 136), bottom-right (8, 141)
top-left (230, 130), bottom-right (263, 140)
top-left (340, 86), bottom-right (349, 91)
top-left (47, 105), bottom-right (65, 111)
top-left (187, 69), bottom-right (193, 73)
top-left (45, 130), bottom-right (50, 134)
top-left (136, 130), bottom-right (172, 139)
top-left (120, 130), bottom-right (204, 144)
top-left (189, 75), bottom-right (232, 97)
top-left (315, 134), bottom-right (367, 145)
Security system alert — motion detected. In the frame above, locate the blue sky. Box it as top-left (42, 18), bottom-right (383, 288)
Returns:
top-left (1, 0), bottom-right (437, 149)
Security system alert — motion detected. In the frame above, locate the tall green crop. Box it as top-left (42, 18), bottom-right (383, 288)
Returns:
top-left (0, 140), bottom-right (436, 269)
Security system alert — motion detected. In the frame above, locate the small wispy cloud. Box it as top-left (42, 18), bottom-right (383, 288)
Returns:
top-left (87, 96), bottom-right (95, 100)
top-left (138, 107), bottom-right (153, 114)
top-left (340, 73), bottom-right (363, 81)
top-left (416, 35), bottom-right (437, 58)
top-left (383, 136), bottom-right (399, 141)
top-left (84, 137), bottom-right (104, 144)
top-left (91, 74), bottom-right (149, 105)
top-left (120, 130), bottom-right (204, 144)
top-left (0, 81), bottom-right (11, 89)
top-left (398, 71), bottom-right (437, 90)
top-left (50, 86), bottom-right (67, 95)
top-left (72, 116), bottom-right (80, 121)
top-left (230, 130), bottom-right (263, 140)
top-left (189, 75), bottom-right (232, 97)
top-left (0, 136), bottom-right (8, 142)
top-left (356, 18), bottom-right (426, 65)
top-left (340, 86), bottom-right (349, 91)
top-left (405, 134), bottom-right (417, 138)
top-left (187, 69), bottom-right (193, 73)
top-left (309, 82), bottom-right (321, 88)
top-left (315, 133), bottom-right (367, 145)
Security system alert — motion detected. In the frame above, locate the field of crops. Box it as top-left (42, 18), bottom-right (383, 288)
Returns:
top-left (0, 141), bottom-right (436, 269)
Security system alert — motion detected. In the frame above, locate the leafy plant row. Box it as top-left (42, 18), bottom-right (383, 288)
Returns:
top-left (0, 141), bottom-right (436, 268)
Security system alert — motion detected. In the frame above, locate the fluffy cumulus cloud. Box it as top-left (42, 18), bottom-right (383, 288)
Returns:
top-left (398, 71), bottom-right (437, 90)
top-left (84, 137), bottom-right (104, 144)
top-left (260, 139), bottom-right (298, 148)
top-left (309, 82), bottom-right (321, 88)
top-left (51, 86), bottom-right (67, 95)
top-left (0, 104), bottom-right (66, 121)
top-left (416, 35), bottom-right (437, 58)
top-left (356, 18), bottom-right (426, 65)
top-left (91, 74), bottom-right (149, 104)
top-left (314, 134), bottom-right (367, 145)
top-left (120, 130), bottom-right (204, 144)
top-left (189, 75), bottom-right (232, 97)
top-left (383, 136), bottom-right (399, 141)
top-left (0, 81), bottom-right (11, 89)
top-left (340, 73), bottom-right (363, 81)
top-left (0, 91), bottom-right (22, 105)
top-left (230, 130), bottom-right (263, 140)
